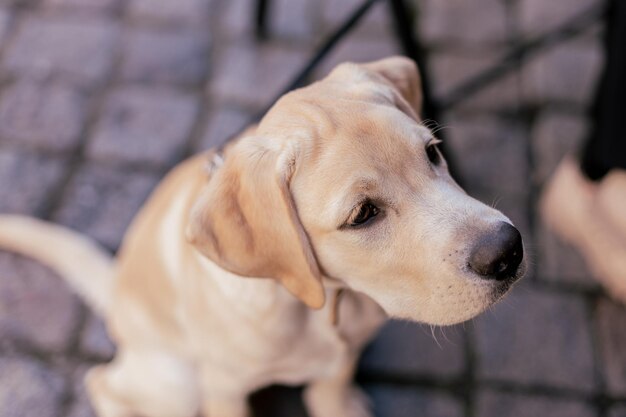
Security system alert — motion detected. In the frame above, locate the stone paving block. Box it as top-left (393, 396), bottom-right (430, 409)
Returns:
top-left (610, 406), bottom-right (626, 417)
top-left (216, 0), bottom-right (253, 40)
top-left (120, 28), bottom-right (210, 85)
top-left (359, 319), bottom-right (466, 379)
top-left (475, 389), bottom-right (596, 417)
top-left (80, 312), bottom-right (115, 360)
top-left (0, 0), bottom-right (32, 5)
top-left (0, 8), bottom-right (12, 45)
top-left (534, 221), bottom-right (597, 289)
top-left (443, 113), bottom-right (529, 197)
top-left (321, 0), bottom-right (392, 37)
top-left (418, 0), bottom-right (508, 47)
top-left (0, 251), bottom-right (81, 352)
top-left (195, 106), bottom-right (252, 151)
top-left (53, 163), bottom-right (159, 249)
top-left (0, 149), bottom-right (67, 215)
top-left (209, 41), bottom-right (310, 108)
top-left (518, 0), bottom-right (598, 38)
top-left (3, 15), bottom-right (119, 87)
top-left (270, 0), bottom-right (316, 41)
top-left (531, 111), bottom-right (588, 186)
top-left (128, 0), bottom-right (211, 26)
top-left (0, 81), bottom-right (87, 152)
top-left (597, 298), bottom-right (626, 397)
top-left (522, 38), bottom-right (603, 106)
top-left (87, 86), bottom-right (199, 166)
top-left (67, 366), bottom-right (97, 417)
top-left (428, 50), bottom-right (521, 111)
top-left (456, 73), bottom-right (521, 113)
top-left (365, 385), bottom-right (464, 417)
top-left (0, 356), bottom-right (65, 417)
top-left (315, 36), bottom-right (401, 79)
top-left (43, 0), bottom-right (121, 13)
top-left (474, 281), bottom-right (596, 391)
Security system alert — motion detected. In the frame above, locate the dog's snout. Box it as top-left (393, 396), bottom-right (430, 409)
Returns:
top-left (468, 222), bottom-right (523, 280)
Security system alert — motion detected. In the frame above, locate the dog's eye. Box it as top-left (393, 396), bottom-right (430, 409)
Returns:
top-left (349, 202), bottom-right (380, 227)
top-left (426, 142), bottom-right (441, 165)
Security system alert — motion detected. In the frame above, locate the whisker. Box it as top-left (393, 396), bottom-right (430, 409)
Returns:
top-left (421, 118), bottom-right (438, 129)
top-left (430, 324), bottom-right (443, 349)
top-left (491, 195), bottom-right (503, 209)
top-left (431, 125), bottom-right (451, 135)
top-left (440, 326), bottom-right (454, 345)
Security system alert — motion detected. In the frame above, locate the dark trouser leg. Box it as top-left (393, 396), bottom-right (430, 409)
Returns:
top-left (580, 0), bottom-right (626, 180)
top-left (255, 0), bottom-right (270, 39)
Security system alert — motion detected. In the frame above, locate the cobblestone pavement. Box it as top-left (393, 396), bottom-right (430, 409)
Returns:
top-left (0, 0), bottom-right (624, 416)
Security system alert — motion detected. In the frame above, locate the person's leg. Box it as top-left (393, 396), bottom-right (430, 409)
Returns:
top-left (580, 0), bottom-right (626, 180)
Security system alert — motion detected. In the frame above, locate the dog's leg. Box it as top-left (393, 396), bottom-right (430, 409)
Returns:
top-left (304, 354), bottom-right (373, 417)
top-left (199, 366), bottom-right (252, 417)
top-left (86, 349), bottom-right (199, 417)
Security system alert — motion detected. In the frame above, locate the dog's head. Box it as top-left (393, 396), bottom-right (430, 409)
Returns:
top-left (187, 57), bottom-right (526, 325)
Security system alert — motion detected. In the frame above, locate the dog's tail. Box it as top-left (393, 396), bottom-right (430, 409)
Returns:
top-left (0, 214), bottom-right (114, 315)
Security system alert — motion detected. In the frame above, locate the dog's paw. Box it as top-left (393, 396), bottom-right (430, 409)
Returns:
top-left (304, 384), bottom-right (373, 417)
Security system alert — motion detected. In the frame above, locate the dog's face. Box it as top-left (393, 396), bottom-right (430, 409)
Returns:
top-left (188, 57), bottom-right (525, 326)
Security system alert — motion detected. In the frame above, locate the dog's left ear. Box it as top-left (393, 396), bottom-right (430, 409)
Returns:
top-left (186, 137), bottom-right (325, 309)
top-left (362, 56), bottom-right (423, 119)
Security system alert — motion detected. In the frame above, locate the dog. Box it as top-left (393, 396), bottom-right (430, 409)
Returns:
top-left (0, 57), bottom-right (525, 417)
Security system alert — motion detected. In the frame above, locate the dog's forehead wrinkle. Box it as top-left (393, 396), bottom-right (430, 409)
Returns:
top-left (261, 96), bottom-right (336, 137)
top-left (268, 82), bottom-right (414, 139)
top-left (266, 93), bottom-right (425, 169)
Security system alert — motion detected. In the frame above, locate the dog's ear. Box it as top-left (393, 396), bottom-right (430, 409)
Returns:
top-left (362, 56), bottom-right (423, 119)
top-left (186, 137), bottom-right (325, 309)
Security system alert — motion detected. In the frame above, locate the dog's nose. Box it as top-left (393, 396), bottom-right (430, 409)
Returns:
top-left (468, 222), bottom-right (523, 280)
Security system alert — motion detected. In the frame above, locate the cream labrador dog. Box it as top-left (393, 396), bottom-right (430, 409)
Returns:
top-left (0, 57), bottom-right (525, 417)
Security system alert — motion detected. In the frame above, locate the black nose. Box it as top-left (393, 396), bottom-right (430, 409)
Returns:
top-left (468, 222), bottom-right (523, 280)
